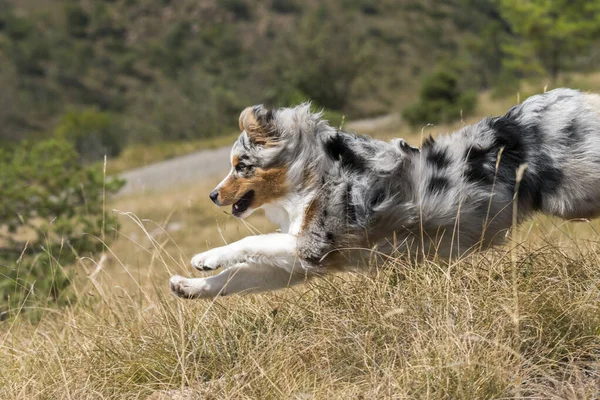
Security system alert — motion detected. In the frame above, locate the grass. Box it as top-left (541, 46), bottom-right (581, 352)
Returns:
top-left (2, 86), bottom-right (600, 398)
top-left (1, 206), bottom-right (600, 398)
top-left (2, 174), bottom-right (600, 399)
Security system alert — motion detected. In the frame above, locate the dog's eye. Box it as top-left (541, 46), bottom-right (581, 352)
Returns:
top-left (235, 163), bottom-right (250, 172)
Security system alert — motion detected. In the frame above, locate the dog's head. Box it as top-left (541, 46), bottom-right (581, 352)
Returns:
top-left (209, 104), bottom-right (319, 218)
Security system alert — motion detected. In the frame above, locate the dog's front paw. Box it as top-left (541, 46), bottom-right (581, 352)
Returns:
top-left (170, 275), bottom-right (210, 299)
top-left (191, 248), bottom-right (230, 271)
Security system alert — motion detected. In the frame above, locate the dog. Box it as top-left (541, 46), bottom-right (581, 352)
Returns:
top-left (170, 88), bottom-right (600, 299)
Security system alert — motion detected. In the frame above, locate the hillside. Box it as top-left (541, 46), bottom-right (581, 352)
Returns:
top-left (0, 0), bottom-right (543, 145)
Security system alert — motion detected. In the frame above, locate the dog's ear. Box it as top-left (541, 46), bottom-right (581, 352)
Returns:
top-left (239, 105), bottom-right (277, 146)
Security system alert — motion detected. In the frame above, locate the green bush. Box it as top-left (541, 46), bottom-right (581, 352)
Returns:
top-left (65, 4), bottom-right (90, 38)
top-left (219, 0), bottom-right (251, 20)
top-left (272, 0), bottom-right (300, 14)
top-left (0, 139), bottom-right (123, 320)
top-left (403, 68), bottom-right (477, 127)
top-left (321, 109), bottom-right (345, 129)
top-left (55, 108), bottom-right (124, 162)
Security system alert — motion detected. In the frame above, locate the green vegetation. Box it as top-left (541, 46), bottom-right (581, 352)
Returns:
top-left (498, 0), bottom-right (600, 82)
top-left (55, 108), bottom-right (124, 162)
top-left (403, 66), bottom-right (477, 126)
top-left (0, 139), bottom-right (123, 319)
top-left (2, 0), bottom-right (599, 157)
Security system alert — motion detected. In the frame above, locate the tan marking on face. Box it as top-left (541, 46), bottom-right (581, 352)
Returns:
top-left (217, 166), bottom-right (289, 209)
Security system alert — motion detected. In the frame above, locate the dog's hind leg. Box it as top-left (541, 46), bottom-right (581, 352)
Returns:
top-left (170, 263), bottom-right (309, 298)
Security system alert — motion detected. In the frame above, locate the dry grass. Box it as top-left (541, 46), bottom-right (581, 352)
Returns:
top-left (2, 88), bottom-right (600, 399)
top-left (1, 176), bottom-right (600, 399)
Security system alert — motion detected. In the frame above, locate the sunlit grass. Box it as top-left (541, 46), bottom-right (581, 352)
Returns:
top-left (1, 171), bottom-right (600, 398)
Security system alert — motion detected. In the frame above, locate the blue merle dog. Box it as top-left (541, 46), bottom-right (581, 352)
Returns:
top-left (170, 88), bottom-right (600, 298)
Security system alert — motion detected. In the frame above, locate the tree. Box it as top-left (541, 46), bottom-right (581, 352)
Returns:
top-left (269, 3), bottom-right (373, 111)
top-left (498, 0), bottom-right (600, 82)
top-left (403, 66), bottom-right (477, 127)
top-left (0, 139), bottom-right (123, 319)
top-left (55, 108), bottom-right (124, 162)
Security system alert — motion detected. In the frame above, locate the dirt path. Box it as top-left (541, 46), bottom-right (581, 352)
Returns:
top-left (116, 114), bottom-right (401, 196)
top-left (117, 146), bottom-right (231, 196)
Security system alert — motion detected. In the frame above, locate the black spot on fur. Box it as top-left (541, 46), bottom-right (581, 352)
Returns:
top-left (428, 176), bottom-right (450, 194)
top-left (301, 253), bottom-right (322, 266)
top-left (504, 104), bottom-right (522, 120)
top-left (490, 116), bottom-right (527, 173)
top-left (253, 106), bottom-right (274, 125)
top-left (487, 115), bottom-right (562, 210)
top-left (368, 188), bottom-right (385, 209)
top-left (240, 136), bottom-right (250, 150)
top-left (325, 132), bottom-right (366, 171)
top-left (463, 145), bottom-right (494, 186)
top-left (422, 135), bottom-right (436, 148)
top-left (263, 109), bottom-right (274, 123)
top-left (326, 232), bottom-right (334, 242)
top-left (427, 148), bottom-right (451, 169)
top-left (525, 153), bottom-right (562, 210)
top-left (398, 139), bottom-right (420, 153)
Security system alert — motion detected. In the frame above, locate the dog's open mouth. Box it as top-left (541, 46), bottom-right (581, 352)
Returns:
top-left (232, 190), bottom-right (255, 217)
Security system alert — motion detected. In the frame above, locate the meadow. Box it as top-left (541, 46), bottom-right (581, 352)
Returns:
top-left (2, 86), bottom-right (600, 399)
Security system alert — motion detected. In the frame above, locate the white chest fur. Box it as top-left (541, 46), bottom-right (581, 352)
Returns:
top-left (262, 193), bottom-right (311, 235)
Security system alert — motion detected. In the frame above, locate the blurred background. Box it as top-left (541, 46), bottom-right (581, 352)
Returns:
top-left (2, 0), bottom-right (600, 155)
top-left (2, 0), bottom-right (600, 315)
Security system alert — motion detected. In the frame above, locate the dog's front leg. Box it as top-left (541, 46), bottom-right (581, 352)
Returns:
top-left (170, 262), bottom-right (308, 298)
top-left (191, 233), bottom-right (298, 272)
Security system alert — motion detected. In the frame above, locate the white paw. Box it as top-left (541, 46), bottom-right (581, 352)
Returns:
top-left (191, 248), bottom-right (232, 271)
top-left (169, 275), bottom-right (210, 299)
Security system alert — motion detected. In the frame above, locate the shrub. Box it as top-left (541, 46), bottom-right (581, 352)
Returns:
top-left (321, 109), bottom-right (345, 129)
top-left (0, 139), bottom-right (123, 320)
top-left (55, 108), bottom-right (124, 162)
top-left (219, 0), bottom-right (251, 20)
top-left (272, 0), bottom-right (300, 14)
top-left (64, 4), bottom-right (90, 38)
top-left (403, 68), bottom-right (477, 127)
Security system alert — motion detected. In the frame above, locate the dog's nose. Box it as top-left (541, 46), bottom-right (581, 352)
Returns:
top-left (209, 190), bottom-right (219, 204)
